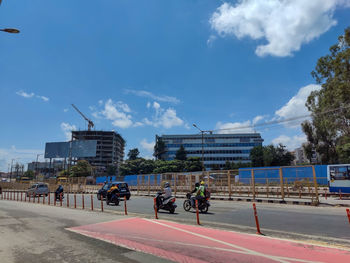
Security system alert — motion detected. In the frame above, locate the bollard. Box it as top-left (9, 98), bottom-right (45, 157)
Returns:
top-left (60, 193), bottom-right (63, 207)
top-left (153, 198), bottom-right (158, 219)
top-left (339, 190), bottom-right (342, 200)
top-left (17, 191), bottom-right (19, 201)
top-left (124, 195), bottom-right (128, 215)
top-left (29, 194), bottom-right (31, 203)
top-left (82, 194), bottom-right (85, 210)
top-left (101, 197), bottom-right (104, 212)
top-left (54, 193), bottom-right (56, 206)
top-left (346, 209), bottom-right (350, 225)
top-left (195, 200), bottom-right (200, 225)
top-left (91, 194), bottom-right (93, 211)
top-left (24, 192), bottom-right (27, 202)
top-left (253, 203), bottom-right (262, 235)
top-left (43, 194), bottom-right (45, 205)
top-left (48, 192), bottom-right (50, 205)
top-left (21, 192), bottom-right (23, 202)
top-left (33, 194), bottom-right (36, 203)
top-left (37, 194), bottom-right (40, 204)
top-left (67, 193), bottom-right (69, 208)
top-left (325, 189), bottom-right (327, 200)
top-left (74, 194), bottom-right (77, 209)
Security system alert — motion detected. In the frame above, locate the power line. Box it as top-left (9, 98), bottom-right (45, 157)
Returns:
top-left (212, 104), bottom-right (350, 132)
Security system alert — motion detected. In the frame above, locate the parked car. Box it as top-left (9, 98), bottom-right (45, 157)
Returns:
top-left (97, 181), bottom-right (130, 200)
top-left (27, 183), bottom-right (49, 197)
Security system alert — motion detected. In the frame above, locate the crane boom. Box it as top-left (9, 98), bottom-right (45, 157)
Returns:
top-left (71, 104), bottom-right (94, 131)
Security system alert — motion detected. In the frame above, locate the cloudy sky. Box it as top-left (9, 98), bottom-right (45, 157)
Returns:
top-left (1, 0), bottom-right (349, 171)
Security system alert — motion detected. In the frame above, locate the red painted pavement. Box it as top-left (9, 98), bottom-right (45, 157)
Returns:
top-left (68, 217), bottom-right (350, 263)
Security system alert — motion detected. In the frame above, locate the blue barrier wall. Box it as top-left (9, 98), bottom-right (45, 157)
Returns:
top-left (238, 165), bottom-right (328, 185)
top-left (96, 174), bottom-right (162, 186)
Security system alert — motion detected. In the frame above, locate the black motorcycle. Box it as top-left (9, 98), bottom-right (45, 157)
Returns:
top-left (106, 189), bottom-right (120, 206)
top-left (55, 191), bottom-right (64, 201)
top-left (155, 191), bottom-right (177, 214)
top-left (183, 193), bottom-right (210, 213)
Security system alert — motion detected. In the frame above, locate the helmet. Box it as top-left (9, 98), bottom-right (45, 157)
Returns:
top-left (200, 181), bottom-right (205, 185)
top-left (195, 182), bottom-right (200, 187)
top-left (164, 182), bottom-right (170, 188)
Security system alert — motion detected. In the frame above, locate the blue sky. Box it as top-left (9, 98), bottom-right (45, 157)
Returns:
top-left (1, 0), bottom-right (349, 171)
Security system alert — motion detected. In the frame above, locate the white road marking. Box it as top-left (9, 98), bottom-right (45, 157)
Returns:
top-left (144, 218), bottom-right (291, 263)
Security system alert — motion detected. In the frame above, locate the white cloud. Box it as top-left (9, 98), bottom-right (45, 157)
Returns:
top-left (207, 35), bottom-right (217, 47)
top-left (0, 146), bottom-right (43, 172)
top-left (60, 122), bottom-right (77, 141)
top-left (210, 0), bottom-right (348, 57)
top-left (143, 102), bottom-right (185, 129)
top-left (63, 108), bottom-right (69, 112)
top-left (272, 134), bottom-right (307, 150)
top-left (253, 115), bottom-right (265, 125)
top-left (37, 95), bottom-right (49, 102)
top-left (216, 120), bottom-right (255, 134)
top-left (146, 102), bottom-right (151, 109)
top-left (275, 84), bottom-right (321, 127)
top-left (125, 89), bottom-right (180, 104)
top-left (116, 101), bottom-right (131, 113)
top-left (16, 90), bottom-right (34, 98)
top-left (16, 90), bottom-right (50, 102)
top-left (100, 99), bottom-right (133, 128)
top-left (140, 139), bottom-right (155, 152)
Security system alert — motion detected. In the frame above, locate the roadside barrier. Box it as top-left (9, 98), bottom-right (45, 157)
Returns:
top-left (82, 193), bottom-right (85, 209)
top-left (195, 199), bottom-right (200, 225)
top-left (346, 208), bottom-right (350, 225)
top-left (253, 203), bottom-right (262, 235)
top-left (74, 194), bottom-right (77, 209)
top-left (100, 197), bottom-right (104, 212)
top-left (153, 198), bottom-right (158, 219)
top-left (67, 193), bottom-right (70, 208)
top-left (124, 196), bottom-right (127, 215)
top-left (91, 194), bottom-right (93, 211)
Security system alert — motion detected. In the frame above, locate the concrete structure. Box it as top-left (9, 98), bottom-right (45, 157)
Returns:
top-left (72, 130), bottom-right (125, 175)
top-left (156, 133), bottom-right (263, 169)
top-left (293, 145), bottom-right (319, 165)
top-left (27, 160), bottom-right (65, 177)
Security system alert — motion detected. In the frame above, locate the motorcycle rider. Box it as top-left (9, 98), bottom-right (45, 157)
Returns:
top-left (195, 181), bottom-right (206, 206)
top-left (157, 181), bottom-right (172, 208)
top-left (190, 182), bottom-right (200, 207)
top-left (106, 184), bottom-right (119, 202)
top-left (55, 184), bottom-right (64, 200)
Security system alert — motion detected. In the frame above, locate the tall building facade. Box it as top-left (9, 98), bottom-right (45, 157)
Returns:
top-left (72, 131), bottom-right (125, 175)
top-left (156, 133), bottom-right (263, 169)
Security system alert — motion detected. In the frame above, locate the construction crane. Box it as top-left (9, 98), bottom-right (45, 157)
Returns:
top-left (71, 104), bottom-right (94, 131)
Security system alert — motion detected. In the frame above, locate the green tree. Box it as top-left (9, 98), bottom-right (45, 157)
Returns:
top-left (303, 27), bottom-right (350, 163)
top-left (70, 160), bottom-right (93, 177)
top-left (185, 157), bottom-right (204, 172)
top-left (175, 145), bottom-right (187, 161)
top-left (154, 137), bottom-right (166, 160)
top-left (23, 170), bottom-right (34, 179)
top-left (127, 148), bottom-right (140, 160)
top-left (224, 160), bottom-right (232, 170)
top-left (250, 146), bottom-right (264, 167)
top-left (106, 165), bottom-right (117, 176)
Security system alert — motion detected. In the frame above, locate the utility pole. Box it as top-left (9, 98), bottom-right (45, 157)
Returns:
top-left (193, 124), bottom-right (213, 172)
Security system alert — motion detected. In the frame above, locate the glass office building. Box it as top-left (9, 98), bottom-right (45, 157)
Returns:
top-left (157, 133), bottom-right (263, 169)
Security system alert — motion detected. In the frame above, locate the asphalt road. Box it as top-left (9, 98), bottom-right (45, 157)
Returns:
top-left (31, 192), bottom-right (350, 246)
top-left (0, 200), bottom-right (173, 263)
top-left (3, 192), bottom-right (350, 246)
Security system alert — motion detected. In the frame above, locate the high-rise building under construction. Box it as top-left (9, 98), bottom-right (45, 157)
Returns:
top-left (72, 130), bottom-right (125, 175)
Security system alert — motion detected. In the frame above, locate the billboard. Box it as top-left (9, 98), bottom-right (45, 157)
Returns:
top-left (45, 140), bottom-right (97, 158)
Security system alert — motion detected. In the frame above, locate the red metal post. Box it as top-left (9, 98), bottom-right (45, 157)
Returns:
top-left (60, 193), bottom-right (62, 207)
top-left (37, 194), bottom-right (40, 204)
top-left (195, 199), bottom-right (200, 225)
top-left (339, 190), bottom-right (342, 200)
top-left (74, 194), bottom-right (77, 209)
top-left (82, 194), bottom-right (85, 209)
top-left (91, 194), bottom-right (93, 211)
top-left (101, 198), bottom-right (104, 212)
top-left (24, 192), bottom-right (27, 202)
top-left (48, 192), bottom-right (50, 205)
top-left (67, 193), bottom-right (69, 207)
top-left (54, 193), bottom-right (56, 206)
top-left (43, 194), bottom-right (45, 204)
top-left (153, 198), bottom-right (158, 219)
top-left (21, 192), bottom-right (23, 202)
top-left (124, 195), bottom-right (127, 215)
top-left (33, 194), bottom-right (35, 203)
top-left (346, 209), bottom-right (350, 225)
top-left (253, 203), bottom-right (262, 235)
top-left (325, 189), bottom-right (327, 200)
top-left (17, 191), bottom-right (19, 201)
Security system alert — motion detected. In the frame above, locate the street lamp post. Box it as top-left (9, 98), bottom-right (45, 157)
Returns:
top-left (35, 154), bottom-right (43, 181)
top-left (193, 124), bottom-right (212, 172)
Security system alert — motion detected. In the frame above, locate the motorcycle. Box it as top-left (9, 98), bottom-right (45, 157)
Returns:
top-left (155, 191), bottom-right (177, 214)
top-left (183, 193), bottom-right (210, 213)
top-left (106, 190), bottom-right (120, 206)
top-left (55, 191), bottom-right (64, 201)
